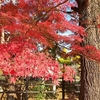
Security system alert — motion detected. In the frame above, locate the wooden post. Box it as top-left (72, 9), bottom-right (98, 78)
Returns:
top-left (62, 64), bottom-right (65, 100)
top-left (62, 78), bottom-right (65, 100)
top-left (24, 77), bottom-right (29, 100)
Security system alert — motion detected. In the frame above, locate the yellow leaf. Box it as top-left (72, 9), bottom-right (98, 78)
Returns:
top-left (76, 55), bottom-right (81, 59)
top-left (58, 57), bottom-right (65, 63)
top-left (62, 48), bottom-right (68, 53)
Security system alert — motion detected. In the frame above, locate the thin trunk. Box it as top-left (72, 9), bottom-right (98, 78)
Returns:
top-left (80, 0), bottom-right (100, 100)
top-left (1, 28), bottom-right (5, 44)
top-left (62, 77), bottom-right (65, 100)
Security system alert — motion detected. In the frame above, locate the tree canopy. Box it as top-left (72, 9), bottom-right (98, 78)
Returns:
top-left (0, 0), bottom-right (99, 84)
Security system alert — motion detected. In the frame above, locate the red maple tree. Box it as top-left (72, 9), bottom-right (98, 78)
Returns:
top-left (0, 0), bottom-right (99, 84)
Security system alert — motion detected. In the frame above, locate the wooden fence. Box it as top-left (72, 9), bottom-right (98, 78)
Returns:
top-left (0, 76), bottom-right (80, 100)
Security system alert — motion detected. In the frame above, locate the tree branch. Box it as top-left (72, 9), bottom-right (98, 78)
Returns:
top-left (35, 0), bottom-right (68, 23)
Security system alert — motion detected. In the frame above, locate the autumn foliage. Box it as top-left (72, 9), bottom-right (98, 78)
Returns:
top-left (0, 0), bottom-right (99, 84)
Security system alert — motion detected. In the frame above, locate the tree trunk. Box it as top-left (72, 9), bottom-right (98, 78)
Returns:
top-left (80, 0), bottom-right (100, 100)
